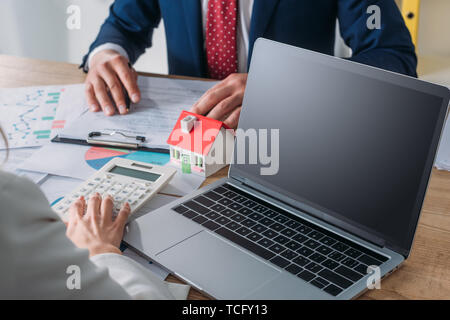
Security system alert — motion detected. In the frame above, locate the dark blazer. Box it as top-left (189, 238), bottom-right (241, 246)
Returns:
top-left (82, 0), bottom-right (417, 77)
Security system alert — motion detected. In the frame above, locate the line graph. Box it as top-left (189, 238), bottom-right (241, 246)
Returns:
top-left (0, 87), bottom-right (63, 149)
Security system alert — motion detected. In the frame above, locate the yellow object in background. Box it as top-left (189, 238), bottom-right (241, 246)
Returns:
top-left (401, 0), bottom-right (421, 46)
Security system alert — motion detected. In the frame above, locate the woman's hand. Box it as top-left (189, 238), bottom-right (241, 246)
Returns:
top-left (65, 193), bottom-right (131, 257)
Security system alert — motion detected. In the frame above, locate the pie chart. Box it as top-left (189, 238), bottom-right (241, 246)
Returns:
top-left (84, 147), bottom-right (170, 170)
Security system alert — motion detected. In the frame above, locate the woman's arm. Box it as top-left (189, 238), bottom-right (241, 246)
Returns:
top-left (0, 172), bottom-right (187, 299)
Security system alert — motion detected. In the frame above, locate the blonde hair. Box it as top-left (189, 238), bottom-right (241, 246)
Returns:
top-left (0, 127), bottom-right (8, 164)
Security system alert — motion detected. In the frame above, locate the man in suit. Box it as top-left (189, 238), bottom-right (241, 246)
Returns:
top-left (82, 0), bottom-right (416, 128)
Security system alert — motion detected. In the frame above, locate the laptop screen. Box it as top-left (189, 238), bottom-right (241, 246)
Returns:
top-left (230, 39), bottom-right (449, 256)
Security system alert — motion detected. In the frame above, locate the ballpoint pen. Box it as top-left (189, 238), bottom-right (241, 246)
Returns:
top-left (125, 61), bottom-right (133, 111)
top-left (124, 87), bottom-right (131, 111)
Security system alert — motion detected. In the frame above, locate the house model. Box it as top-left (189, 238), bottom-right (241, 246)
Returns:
top-left (167, 110), bottom-right (234, 177)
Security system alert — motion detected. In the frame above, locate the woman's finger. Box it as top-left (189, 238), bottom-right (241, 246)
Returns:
top-left (100, 195), bottom-right (114, 223)
top-left (68, 196), bottom-right (85, 225)
top-left (114, 202), bottom-right (131, 229)
top-left (85, 193), bottom-right (102, 221)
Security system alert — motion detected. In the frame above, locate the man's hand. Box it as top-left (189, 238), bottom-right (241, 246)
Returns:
top-left (85, 49), bottom-right (141, 116)
top-left (190, 73), bottom-right (247, 129)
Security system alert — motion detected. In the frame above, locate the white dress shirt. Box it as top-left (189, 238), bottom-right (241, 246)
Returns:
top-left (88, 0), bottom-right (254, 73)
top-left (0, 170), bottom-right (189, 299)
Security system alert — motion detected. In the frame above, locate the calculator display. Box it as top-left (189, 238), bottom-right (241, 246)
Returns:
top-left (109, 165), bottom-right (161, 182)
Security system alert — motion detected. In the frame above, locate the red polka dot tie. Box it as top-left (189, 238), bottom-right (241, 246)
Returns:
top-left (206, 0), bottom-right (238, 80)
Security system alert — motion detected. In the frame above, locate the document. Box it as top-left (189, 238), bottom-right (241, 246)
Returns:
top-left (21, 142), bottom-right (205, 197)
top-left (58, 76), bottom-right (217, 149)
top-left (0, 84), bottom-right (87, 149)
top-left (39, 174), bottom-right (83, 205)
top-left (0, 148), bottom-right (47, 184)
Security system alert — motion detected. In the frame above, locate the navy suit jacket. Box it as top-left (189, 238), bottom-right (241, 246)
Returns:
top-left (82, 0), bottom-right (417, 77)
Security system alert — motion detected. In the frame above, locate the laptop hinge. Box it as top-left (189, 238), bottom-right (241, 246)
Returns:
top-left (228, 176), bottom-right (386, 249)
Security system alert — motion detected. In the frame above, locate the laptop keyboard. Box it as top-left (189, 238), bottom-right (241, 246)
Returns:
top-left (172, 184), bottom-right (388, 297)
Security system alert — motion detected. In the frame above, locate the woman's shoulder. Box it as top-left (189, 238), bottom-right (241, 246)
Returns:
top-left (0, 170), bottom-right (57, 222)
top-left (0, 170), bottom-right (40, 195)
top-left (0, 170), bottom-right (17, 185)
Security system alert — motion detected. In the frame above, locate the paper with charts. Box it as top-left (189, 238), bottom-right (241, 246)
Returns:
top-left (58, 76), bottom-right (218, 149)
top-left (0, 84), bottom-right (87, 149)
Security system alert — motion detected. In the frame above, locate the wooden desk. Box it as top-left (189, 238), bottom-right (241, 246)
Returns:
top-left (1, 55), bottom-right (449, 300)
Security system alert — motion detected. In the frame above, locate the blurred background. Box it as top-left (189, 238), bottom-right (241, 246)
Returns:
top-left (0, 0), bottom-right (448, 85)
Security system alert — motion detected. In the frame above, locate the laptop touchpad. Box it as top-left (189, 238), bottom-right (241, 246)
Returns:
top-left (123, 210), bottom-right (204, 257)
top-left (156, 231), bottom-right (280, 299)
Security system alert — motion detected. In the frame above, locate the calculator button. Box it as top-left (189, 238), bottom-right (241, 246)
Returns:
top-left (134, 191), bottom-right (145, 198)
top-left (135, 182), bottom-right (147, 188)
top-left (78, 189), bottom-right (89, 196)
top-left (126, 199), bottom-right (138, 206)
top-left (106, 190), bottom-right (117, 196)
top-left (96, 186), bottom-right (108, 192)
top-left (129, 193), bottom-right (140, 199)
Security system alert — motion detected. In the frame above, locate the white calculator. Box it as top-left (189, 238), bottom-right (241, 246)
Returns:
top-left (53, 157), bottom-right (177, 222)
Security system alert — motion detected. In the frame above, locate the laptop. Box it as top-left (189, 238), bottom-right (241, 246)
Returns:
top-left (124, 38), bottom-right (450, 299)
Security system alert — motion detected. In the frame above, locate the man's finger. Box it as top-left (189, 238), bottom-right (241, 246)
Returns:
top-left (114, 61), bottom-right (141, 104)
top-left (190, 82), bottom-right (231, 115)
top-left (100, 195), bottom-right (114, 223)
top-left (223, 106), bottom-right (242, 129)
top-left (92, 77), bottom-right (115, 116)
top-left (206, 92), bottom-right (243, 121)
top-left (99, 65), bottom-right (128, 115)
top-left (114, 202), bottom-right (131, 228)
top-left (85, 83), bottom-right (100, 112)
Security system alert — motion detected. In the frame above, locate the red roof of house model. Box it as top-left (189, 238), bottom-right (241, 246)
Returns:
top-left (167, 110), bottom-right (231, 156)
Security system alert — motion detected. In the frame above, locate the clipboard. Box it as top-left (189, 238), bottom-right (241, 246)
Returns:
top-left (51, 131), bottom-right (170, 154)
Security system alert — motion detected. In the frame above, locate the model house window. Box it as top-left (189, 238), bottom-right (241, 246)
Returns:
top-left (196, 156), bottom-right (203, 168)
